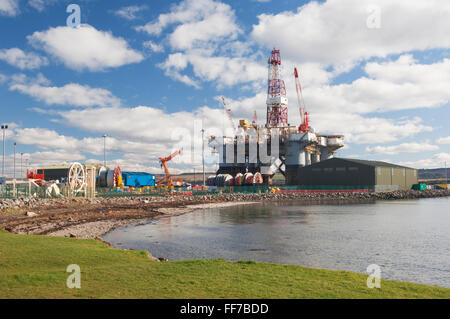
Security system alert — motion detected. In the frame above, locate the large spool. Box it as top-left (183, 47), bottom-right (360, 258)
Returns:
top-left (106, 169), bottom-right (114, 188)
top-left (253, 172), bottom-right (263, 185)
top-left (234, 173), bottom-right (243, 186)
top-left (224, 174), bottom-right (233, 186)
top-left (68, 162), bottom-right (86, 194)
top-left (97, 166), bottom-right (107, 187)
top-left (113, 166), bottom-right (122, 187)
top-left (206, 175), bottom-right (216, 186)
top-left (243, 173), bottom-right (254, 185)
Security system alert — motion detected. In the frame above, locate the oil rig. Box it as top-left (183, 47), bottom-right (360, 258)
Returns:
top-left (208, 48), bottom-right (344, 186)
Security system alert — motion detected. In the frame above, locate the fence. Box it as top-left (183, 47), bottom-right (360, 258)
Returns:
top-left (94, 185), bottom-right (371, 198)
top-left (0, 183), bottom-right (84, 199)
top-left (1, 184), bottom-right (377, 199)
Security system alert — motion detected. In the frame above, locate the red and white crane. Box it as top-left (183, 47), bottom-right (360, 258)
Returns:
top-left (294, 67), bottom-right (310, 132)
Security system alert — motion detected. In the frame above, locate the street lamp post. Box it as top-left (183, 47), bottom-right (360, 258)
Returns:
top-left (201, 128), bottom-right (205, 187)
top-left (1, 124), bottom-right (8, 178)
top-left (13, 142), bottom-right (16, 179)
top-left (445, 161), bottom-right (448, 187)
top-left (20, 153), bottom-right (23, 179)
top-left (102, 134), bottom-right (107, 167)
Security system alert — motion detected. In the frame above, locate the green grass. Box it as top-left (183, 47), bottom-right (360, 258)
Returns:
top-left (0, 229), bottom-right (449, 299)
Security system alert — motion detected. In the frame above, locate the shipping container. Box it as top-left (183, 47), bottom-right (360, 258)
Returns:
top-left (122, 172), bottom-right (155, 187)
top-left (412, 183), bottom-right (427, 190)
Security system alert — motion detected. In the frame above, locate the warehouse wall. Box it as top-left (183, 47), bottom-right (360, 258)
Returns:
top-left (288, 158), bottom-right (417, 191)
top-left (288, 159), bottom-right (375, 186)
top-left (406, 169), bottom-right (418, 189)
top-left (375, 166), bottom-right (417, 190)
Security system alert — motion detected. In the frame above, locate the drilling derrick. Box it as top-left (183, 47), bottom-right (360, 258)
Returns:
top-left (266, 49), bottom-right (288, 127)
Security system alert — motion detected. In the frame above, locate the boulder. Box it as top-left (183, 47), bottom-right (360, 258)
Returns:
top-left (25, 211), bottom-right (38, 217)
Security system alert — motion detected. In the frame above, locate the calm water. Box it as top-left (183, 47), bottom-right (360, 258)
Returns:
top-left (104, 197), bottom-right (450, 287)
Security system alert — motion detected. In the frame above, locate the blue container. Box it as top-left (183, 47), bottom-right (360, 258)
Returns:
top-left (122, 172), bottom-right (156, 187)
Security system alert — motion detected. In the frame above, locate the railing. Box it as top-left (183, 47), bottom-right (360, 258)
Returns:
top-left (1, 184), bottom-right (378, 199)
top-left (0, 183), bottom-right (83, 199)
top-left (94, 185), bottom-right (372, 198)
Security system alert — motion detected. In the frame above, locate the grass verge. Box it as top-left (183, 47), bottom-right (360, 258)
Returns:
top-left (0, 229), bottom-right (449, 299)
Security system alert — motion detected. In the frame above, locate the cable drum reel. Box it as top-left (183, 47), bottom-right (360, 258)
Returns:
top-left (68, 162), bottom-right (86, 194)
top-left (113, 166), bottom-right (122, 188)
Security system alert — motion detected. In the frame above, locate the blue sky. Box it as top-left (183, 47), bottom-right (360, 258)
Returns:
top-left (0, 0), bottom-right (450, 176)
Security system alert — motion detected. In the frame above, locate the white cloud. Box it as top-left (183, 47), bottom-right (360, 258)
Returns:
top-left (137, 0), bottom-right (259, 89)
top-left (159, 53), bottom-right (266, 88)
top-left (251, 0), bottom-right (450, 70)
top-left (13, 127), bottom-right (155, 157)
top-left (114, 5), bottom-right (147, 20)
top-left (0, 48), bottom-right (48, 69)
top-left (143, 41), bottom-right (164, 53)
top-left (291, 56), bottom-right (450, 121)
top-left (25, 150), bottom-right (86, 165)
top-left (398, 153), bottom-right (450, 169)
top-left (436, 136), bottom-right (450, 144)
top-left (15, 128), bottom-right (80, 150)
top-left (56, 105), bottom-right (223, 143)
top-left (27, 25), bottom-right (144, 71)
top-left (0, 73), bottom-right (7, 83)
top-left (366, 142), bottom-right (439, 155)
top-left (0, 0), bottom-right (19, 16)
top-left (28, 0), bottom-right (56, 12)
top-left (306, 113), bottom-right (432, 145)
top-left (9, 76), bottom-right (121, 107)
top-left (137, 0), bottom-right (240, 50)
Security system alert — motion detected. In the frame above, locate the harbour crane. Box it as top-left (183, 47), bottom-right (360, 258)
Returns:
top-left (252, 110), bottom-right (258, 127)
top-left (294, 67), bottom-right (310, 132)
top-left (221, 96), bottom-right (237, 133)
top-left (157, 149), bottom-right (182, 187)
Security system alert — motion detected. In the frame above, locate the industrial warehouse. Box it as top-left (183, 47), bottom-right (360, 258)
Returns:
top-left (288, 158), bottom-right (418, 192)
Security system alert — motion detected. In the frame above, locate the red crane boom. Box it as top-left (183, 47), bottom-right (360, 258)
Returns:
top-left (157, 149), bottom-right (182, 187)
top-left (294, 67), bottom-right (310, 132)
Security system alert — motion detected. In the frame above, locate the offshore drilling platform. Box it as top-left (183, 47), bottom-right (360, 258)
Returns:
top-left (208, 48), bottom-right (344, 186)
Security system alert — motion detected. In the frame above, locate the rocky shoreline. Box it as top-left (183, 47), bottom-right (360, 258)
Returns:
top-left (46, 202), bottom-right (257, 239)
top-left (1, 189), bottom-right (449, 241)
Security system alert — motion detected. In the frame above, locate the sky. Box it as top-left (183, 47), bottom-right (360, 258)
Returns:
top-left (0, 0), bottom-right (450, 177)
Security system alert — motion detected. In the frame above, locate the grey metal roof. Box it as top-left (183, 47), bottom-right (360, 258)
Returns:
top-left (333, 158), bottom-right (415, 169)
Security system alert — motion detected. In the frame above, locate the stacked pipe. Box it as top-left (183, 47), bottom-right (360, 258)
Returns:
top-left (234, 173), bottom-right (243, 186)
top-left (253, 172), bottom-right (263, 185)
top-left (215, 174), bottom-right (234, 187)
top-left (206, 172), bottom-right (263, 186)
top-left (206, 175), bottom-right (216, 186)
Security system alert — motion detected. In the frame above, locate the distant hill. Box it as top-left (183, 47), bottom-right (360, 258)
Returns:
top-left (418, 168), bottom-right (450, 179)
